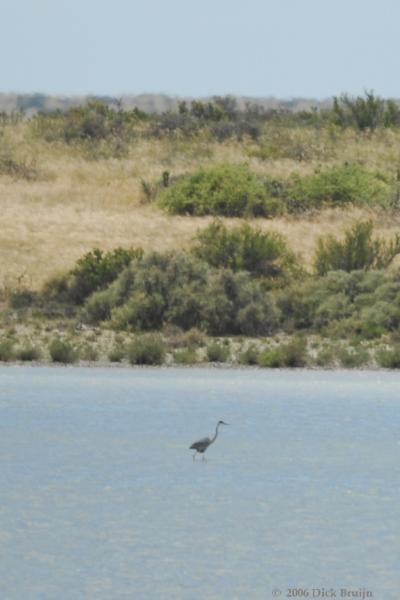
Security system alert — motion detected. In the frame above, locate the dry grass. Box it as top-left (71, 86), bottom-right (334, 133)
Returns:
top-left (2, 122), bottom-right (400, 290)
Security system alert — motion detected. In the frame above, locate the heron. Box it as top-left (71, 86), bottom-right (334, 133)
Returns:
top-left (189, 420), bottom-right (229, 460)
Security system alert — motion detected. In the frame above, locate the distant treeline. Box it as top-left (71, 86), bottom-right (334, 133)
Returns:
top-left (0, 92), bottom-right (333, 115)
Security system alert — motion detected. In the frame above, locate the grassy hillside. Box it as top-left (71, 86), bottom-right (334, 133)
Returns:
top-left (1, 95), bottom-right (400, 291)
top-left (2, 93), bottom-right (400, 367)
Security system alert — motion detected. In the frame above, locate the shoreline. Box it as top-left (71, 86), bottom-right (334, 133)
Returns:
top-left (0, 359), bottom-right (394, 372)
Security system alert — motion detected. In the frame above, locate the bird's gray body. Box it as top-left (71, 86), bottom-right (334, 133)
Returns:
top-left (190, 437), bottom-right (212, 453)
top-left (189, 421), bottom-right (229, 459)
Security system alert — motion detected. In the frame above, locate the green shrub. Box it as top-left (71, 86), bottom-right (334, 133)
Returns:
top-left (238, 344), bottom-right (260, 365)
top-left (258, 337), bottom-right (307, 368)
top-left (332, 92), bottom-right (400, 130)
top-left (111, 291), bottom-right (167, 331)
top-left (127, 335), bottom-right (166, 365)
top-left (338, 346), bottom-right (370, 368)
top-left (193, 221), bottom-right (298, 278)
top-left (314, 346), bottom-right (335, 367)
top-left (49, 339), bottom-right (77, 363)
top-left (206, 342), bottom-right (230, 363)
top-left (200, 269), bottom-right (280, 336)
top-left (68, 247), bottom-right (142, 304)
top-left (257, 345), bottom-right (286, 368)
top-left (108, 344), bottom-right (126, 362)
top-left (0, 340), bottom-right (15, 362)
top-left (285, 165), bottom-right (389, 212)
top-left (33, 101), bottom-right (144, 148)
top-left (16, 345), bottom-right (42, 361)
top-left (354, 301), bottom-right (400, 339)
top-left (376, 345), bottom-right (400, 368)
top-left (173, 348), bottom-right (198, 365)
top-left (183, 328), bottom-right (206, 347)
top-left (159, 163), bottom-right (279, 217)
top-left (9, 289), bottom-right (37, 309)
top-left (83, 287), bottom-right (117, 323)
top-left (314, 221), bottom-right (400, 275)
top-left (79, 343), bottom-right (99, 361)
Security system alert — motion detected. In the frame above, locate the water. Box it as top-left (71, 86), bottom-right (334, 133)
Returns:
top-left (0, 366), bottom-right (399, 600)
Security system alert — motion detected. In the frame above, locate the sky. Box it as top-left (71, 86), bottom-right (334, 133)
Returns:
top-left (1, 0), bottom-right (399, 99)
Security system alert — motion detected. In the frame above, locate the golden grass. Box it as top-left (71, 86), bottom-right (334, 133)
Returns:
top-left (2, 122), bottom-right (400, 290)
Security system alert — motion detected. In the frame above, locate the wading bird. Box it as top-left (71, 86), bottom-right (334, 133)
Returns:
top-left (190, 420), bottom-right (229, 460)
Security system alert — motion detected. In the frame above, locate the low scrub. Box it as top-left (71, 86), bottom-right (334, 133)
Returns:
top-left (0, 340), bottom-right (15, 362)
top-left (49, 339), bottom-right (77, 363)
top-left (314, 221), bottom-right (400, 275)
top-left (284, 165), bottom-right (389, 212)
top-left (33, 101), bottom-right (145, 157)
top-left (44, 247), bottom-right (142, 305)
top-left (338, 346), bottom-right (370, 368)
top-left (238, 344), bottom-right (260, 365)
top-left (108, 344), bottom-right (126, 362)
top-left (193, 221), bottom-right (298, 279)
top-left (206, 341), bottom-right (230, 363)
top-left (159, 163), bottom-right (280, 217)
top-left (173, 347), bottom-right (198, 365)
top-left (16, 344), bottom-right (42, 361)
top-left (258, 337), bottom-right (308, 368)
top-left (88, 252), bottom-right (281, 337)
top-left (127, 334), bottom-right (166, 365)
top-left (331, 92), bottom-right (400, 130)
top-left (376, 345), bottom-right (400, 369)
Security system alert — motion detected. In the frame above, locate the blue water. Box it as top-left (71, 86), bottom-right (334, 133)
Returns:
top-left (0, 366), bottom-right (399, 599)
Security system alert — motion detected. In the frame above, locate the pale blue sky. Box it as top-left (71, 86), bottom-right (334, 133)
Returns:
top-left (1, 0), bottom-right (399, 98)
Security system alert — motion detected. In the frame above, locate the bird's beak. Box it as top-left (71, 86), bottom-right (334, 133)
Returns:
top-left (222, 421), bottom-right (230, 426)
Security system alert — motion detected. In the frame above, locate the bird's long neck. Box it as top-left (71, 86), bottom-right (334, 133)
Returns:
top-left (210, 423), bottom-right (220, 444)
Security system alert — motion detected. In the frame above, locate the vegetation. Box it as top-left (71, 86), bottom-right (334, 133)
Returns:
top-left (127, 335), bottom-right (166, 365)
top-left (314, 221), bottom-right (400, 275)
top-left (332, 92), bottom-right (400, 130)
top-left (49, 339), bottom-right (77, 363)
top-left (158, 163), bottom-right (278, 217)
top-left (192, 221), bottom-right (298, 279)
top-left (2, 91), bottom-right (400, 368)
top-left (206, 341), bottom-right (230, 363)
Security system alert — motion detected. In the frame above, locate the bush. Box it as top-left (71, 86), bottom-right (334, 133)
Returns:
top-left (159, 163), bottom-right (280, 217)
top-left (193, 221), bottom-right (298, 278)
top-left (200, 269), bottom-right (280, 336)
top-left (0, 340), bottom-right (15, 362)
top-left (83, 287), bottom-right (117, 323)
top-left (331, 92), bottom-right (400, 130)
top-left (338, 346), bottom-right (370, 368)
top-left (173, 348), bottom-right (198, 365)
top-left (16, 344), bottom-right (42, 361)
top-left (79, 343), bottom-right (99, 361)
top-left (49, 339), bottom-right (77, 363)
top-left (238, 344), bottom-right (260, 365)
top-left (127, 335), bottom-right (166, 365)
top-left (33, 101), bottom-right (144, 150)
top-left (314, 346), bottom-right (335, 367)
top-left (108, 344), bottom-right (126, 362)
top-left (285, 165), bottom-right (389, 212)
top-left (257, 345), bottom-right (286, 368)
top-left (258, 337), bottom-right (307, 368)
top-left (314, 221), bottom-right (400, 275)
top-left (9, 289), bottom-right (37, 309)
top-left (68, 247), bottom-right (143, 304)
top-left (206, 342), bottom-right (230, 363)
top-left (376, 345), bottom-right (400, 368)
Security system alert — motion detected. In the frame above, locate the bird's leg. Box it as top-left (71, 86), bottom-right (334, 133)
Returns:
top-left (193, 452), bottom-right (197, 460)
top-left (202, 454), bottom-right (206, 462)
